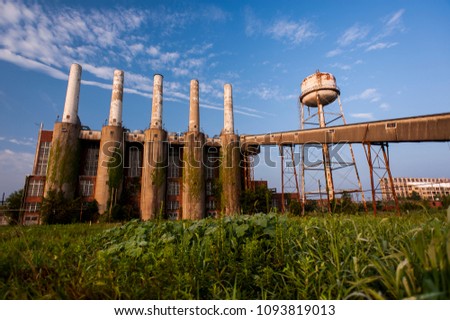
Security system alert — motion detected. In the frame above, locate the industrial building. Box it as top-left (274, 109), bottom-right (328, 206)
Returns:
top-left (380, 177), bottom-right (450, 201)
top-left (21, 64), bottom-right (245, 224)
top-left (19, 64), bottom-right (450, 224)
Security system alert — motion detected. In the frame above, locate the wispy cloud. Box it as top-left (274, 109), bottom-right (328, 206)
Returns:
top-left (338, 24), bottom-right (370, 46)
top-left (326, 48), bottom-right (344, 58)
top-left (365, 42), bottom-right (398, 52)
top-left (0, 136), bottom-right (36, 147)
top-left (350, 113), bottom-right (374, 120)
top-left (0, 0), bottom-right (224, 105)
top-left (0, 148), bottom-right (35, 194)
top-left (0, 49), bottom-right (67, 80)
top-left (347, 88), bottom-right (381, 103)
top-left (244, 7), bottom-right (262, 37)
top-left (326, 9), bottom-right (405, 58)
top-left (267, 19), bottom-right (317, 44)
top-left (379, 103), bottom-right (390, 110)
top-left (330, 63), bottom-right (352, 71)
top-left (380, 9), bottom-right (406, 38)
top-left (244, 8), bottom-right (318, 45)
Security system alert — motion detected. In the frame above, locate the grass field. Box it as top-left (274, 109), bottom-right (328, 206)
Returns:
top-left (1, 211), bottom-right (449, 299)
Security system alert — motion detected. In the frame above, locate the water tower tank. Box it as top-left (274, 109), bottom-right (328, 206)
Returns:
top-left (300, 71), bottom-right (340, 107)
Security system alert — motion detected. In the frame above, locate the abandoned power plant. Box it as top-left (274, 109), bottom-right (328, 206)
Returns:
top-left (19, 63), bottom-right (450, 224)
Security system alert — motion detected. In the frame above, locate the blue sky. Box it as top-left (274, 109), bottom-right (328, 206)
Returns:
top-left (1, 0), bottom-right (450, 198)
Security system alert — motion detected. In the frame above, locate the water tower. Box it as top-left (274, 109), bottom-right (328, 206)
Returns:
top-left (299, 71), bottom-right (366, 212)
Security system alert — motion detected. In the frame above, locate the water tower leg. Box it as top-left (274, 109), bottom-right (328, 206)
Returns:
top-left (381, 143), bottom-right (400, 216)
top-left (364, 142), bottom-right (378, 216)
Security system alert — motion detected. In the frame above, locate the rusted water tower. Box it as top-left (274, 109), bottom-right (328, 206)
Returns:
top-left (299, 71), bottom-right (366, 213)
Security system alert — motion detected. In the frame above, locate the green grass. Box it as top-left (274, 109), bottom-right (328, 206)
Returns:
top-left (0, 211), bottom-right (449, 299)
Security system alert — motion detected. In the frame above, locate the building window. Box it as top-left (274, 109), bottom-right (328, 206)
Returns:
top-left (168, 149), bottom-right (181, 178)
top-left (35, 141), bottom-right (51, 176)
top-left (206, 200), bottom-right (216, 210)
top-left (82, 145), bottom-right (99, 176)
top-left (80, 179), bottom-right (94, 197)
top-left (206, 181), bottom-right (213, 196)
top-left (167, 201), bottom-right (179, 210)
top-left (127, 147), bottom-right (142, 178)
top-left (206, 151), bottom-right (219, 179)
top-left (27, 180), bottom-right (44, 197)
top-left (167, 182), bottom-right (180, 196)
top-left (25, 202), bottom-right (40, 212)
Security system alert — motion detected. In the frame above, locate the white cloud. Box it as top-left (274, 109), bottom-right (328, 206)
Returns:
top-left (350, 113), bottom-right (374, 120)
top-left (326, 48), bottom-right (343, 58)
top-left (347, 88), bottom-right (381, 103)
top-left (244, 8), bottom-right (318, 45)
top-left (330, 63), bottom-right (351, 71)
top-left (8, 138), bottom-right (35, 147)
top-left (267, 19), bottom-right (317, 44)
top-left (383, 9), bottom-right (405, 36)
top-left (365, 42), bottom-right (398, 51)
top-left (82, 64), bottom-right (115, 80)
top-left (338, 24), bottom-right (370, 46)
top-left (244, 7), bottom-right (263, 37)
top-left (379, 103), bottom-right (390, 110)
top-left (0, 49), bottom-right (67, 80)
top-left (250, 85), bottom-right (276, 100)
top-left (147, 46), bottom-right (160, 56)
top-left (0, 148), bottom-right (35, 195)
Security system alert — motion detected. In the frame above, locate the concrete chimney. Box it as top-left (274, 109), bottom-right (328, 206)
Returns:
top-left (150, 74), bottom-right (163, 129)
top-left (62, 63), bottom-right (82, 124)
top-left (224, 83), bottom-right (234, 134)
top-left (189, 79), bottom-right (200, 132)
top-left (108, 70), bottom-right (124, 126)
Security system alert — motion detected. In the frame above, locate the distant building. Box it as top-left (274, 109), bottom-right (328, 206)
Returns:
top-left (380, 177), bottom-right (450, 201)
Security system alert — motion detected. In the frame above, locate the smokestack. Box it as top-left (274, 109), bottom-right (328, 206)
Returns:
top-left (189, 79), bottom-right (200, 132)
top-left (62, 63), bottom-right (82, 124)
top-left (150, 74), bottom-right (163, 129)
top-left (108, 70), bottom-right (124, 126)
top-left (223, 83), bottom-right (234, 134)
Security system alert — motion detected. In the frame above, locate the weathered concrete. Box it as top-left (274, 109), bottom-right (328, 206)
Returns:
top-left (182, 132), bottom-right (205, 219)
top-left (44, 122), bottom-right (81, 199)
top-left (62, 64), bottom-right (82, 124)
top-left (95, 70), bottom-right (125, 214)
top-left (108, 70), bottom-right (124, 126)
top-left (45, 64), bottom-right (82, 199)
top-left (95, 126), bottom-right (123, 214)
top-left (220, 133), bottom-right (241, 216)
top-left (223, 84), bottom-right (234, 134)
top-left (140, 128), bottom-right (167, 220)
top-left (141, 73), bottom-right (168, 220)
top-left (150, 74), bottom-right (163, 129)
top-left (220, 83), bottom-right (241, 215)
top-left (182, 80), bottom-right (205, 219)
top-left (189, 79), bottom-right (200, 133)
